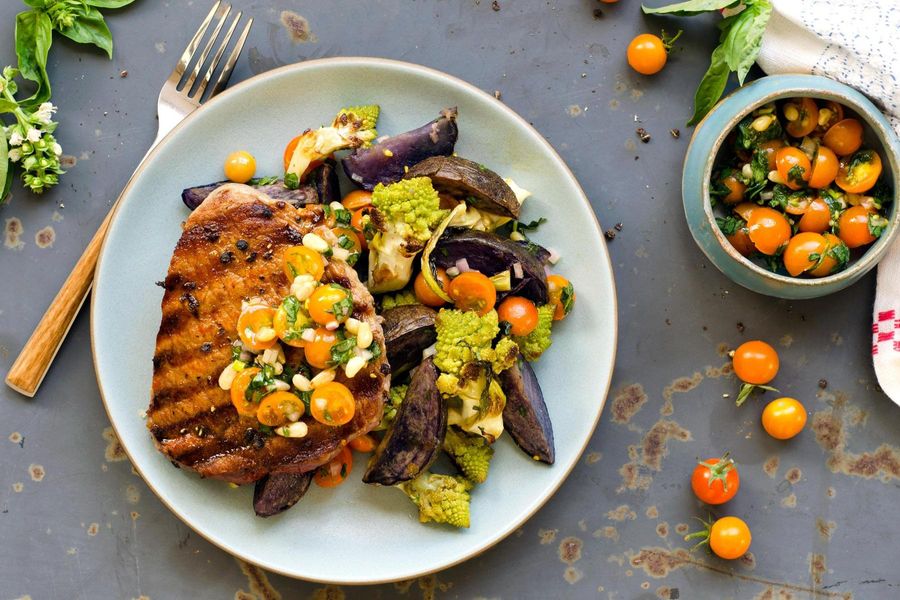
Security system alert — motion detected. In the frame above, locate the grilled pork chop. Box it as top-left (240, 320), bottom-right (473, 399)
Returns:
top-left (147, 184), bottom-right (388, 484)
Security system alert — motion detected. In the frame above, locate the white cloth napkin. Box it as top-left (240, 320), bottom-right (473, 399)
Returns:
top-left (755, 0), bottom-right (900, 403)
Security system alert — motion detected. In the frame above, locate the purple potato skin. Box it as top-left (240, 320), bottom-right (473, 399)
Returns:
top-left (431, 228), bottom-right (549, 304)
top-left (314, 158), bottom-right (341, 206)
top-left (253, 471), bottom-right (313, 517)
top-left (499, 358), bottom-right (555, 464)
top-left (181, 180), bottom-right (319, 210)
top-left (341, 108), bottom-right (459, 190)
top-left (363, 358), bottom-right (447, 486)
top-left (382, 305), bottom-right (438, 377)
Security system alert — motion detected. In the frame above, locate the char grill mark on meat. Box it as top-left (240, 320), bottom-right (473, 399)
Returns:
top-left (147, 184), bottom-right (388, 484)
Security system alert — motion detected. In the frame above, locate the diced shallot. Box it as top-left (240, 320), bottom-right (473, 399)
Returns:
top-left (512, 261), bottom-right (524, 279)
top-left (455, 258), bottom-right (471, 273)
top-left (546, 247), bottom-right (561, 265)
top-left (422, 343), bottom-right (437, 359)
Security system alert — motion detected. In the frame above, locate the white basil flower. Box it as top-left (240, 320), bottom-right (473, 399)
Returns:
top-left (26, 128), bottom-right (41, 143)
top-left (8, 131), bottom-right (23, 146)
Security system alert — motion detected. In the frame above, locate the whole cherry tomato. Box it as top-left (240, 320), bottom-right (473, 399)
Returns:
top-left (762, 397), bottom-right (807, 440)
top-left (691, 454), bottom-right (740, 505)
top-left (732, 340), bottom-right (779, 385)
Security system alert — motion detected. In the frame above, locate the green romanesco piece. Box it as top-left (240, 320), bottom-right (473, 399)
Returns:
top-left (444, 426), bottom-right (494, 484)
top-left (433, 309), bottom-right (500, 375)
top-left (335, 105), bottom-right (380, 133)
top-left (398, 472), bottom-right (473, 528)
top-left (371, 178), bottom-right (448, 242)
top-left (375, 384), bottom-right (407, 431)
top-left (380, 289), bottom-right (420, 310)
top-left (486, 336), bottom-right (520, 374)
top-left (513, 304), bottom-right (554, 361)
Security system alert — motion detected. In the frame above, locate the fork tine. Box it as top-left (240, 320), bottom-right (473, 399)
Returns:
top-left (173, 0), bottom-right (221, 80)
top-left (207, 17), bottom-right (253, 100)
top-left (193, 11), bottom-right (244, 101)
top-left (182, 3), bottom-right (231, 93)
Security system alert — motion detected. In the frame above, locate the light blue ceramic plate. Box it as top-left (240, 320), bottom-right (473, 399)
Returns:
top-left (91, 58), bottom-right (617, 584)
top-left (683, 74), bottom-right (900, 299)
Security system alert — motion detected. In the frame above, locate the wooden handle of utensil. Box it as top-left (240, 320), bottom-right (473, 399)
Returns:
top-left (5, 210), bottom-right (114, 397)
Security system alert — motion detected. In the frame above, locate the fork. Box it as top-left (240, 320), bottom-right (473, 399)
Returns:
top-left (5, 1), bottom-right (253, 397)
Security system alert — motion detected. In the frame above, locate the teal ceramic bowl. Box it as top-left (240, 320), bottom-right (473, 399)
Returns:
top-left (683, 74), bottom-right (900, 299)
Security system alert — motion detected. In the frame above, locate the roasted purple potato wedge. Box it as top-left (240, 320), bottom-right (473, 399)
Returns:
top-left (181, 179), bottom-right (318, 210)
top-left (253, 471), bottom-right (314, 517)
top-left (431, 228), bottom-right (549, 304)
top-left (499, 358), bottom-right (554, 464)
top-left (382, 305), bottom-right (437, 377)
top-left (341, 108), bottom-right (458, 190)
top-left (405, 155), bottom-right (519, 219)
top-left (363, 358), bottom-right (447, 486)
top-left (314, 157), bottom-right (341, 206)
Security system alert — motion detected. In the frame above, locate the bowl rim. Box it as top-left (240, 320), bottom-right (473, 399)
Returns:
top-left (691, 74), bottom-right (900, 288)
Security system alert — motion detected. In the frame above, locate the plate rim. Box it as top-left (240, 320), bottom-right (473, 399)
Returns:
top-left (90, 56), bottom-right (618, 584)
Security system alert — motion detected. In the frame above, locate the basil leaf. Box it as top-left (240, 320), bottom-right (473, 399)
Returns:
top-left (0, 133), bottom-right (9, 206)
top-left (15, 10), bottom-right (53, 109)
top-left (86, 0), bottom-right (138, 7)
top-left (641, 0), bottom-right (739, 16)
top-left (688, 44), bottom-right (730, 126)
top-left (22, 0), bottom-right (44, 8)
top-left (719, 0), bottom-right (771, 84)
top-left (58, 6), bottom-right (114, 58)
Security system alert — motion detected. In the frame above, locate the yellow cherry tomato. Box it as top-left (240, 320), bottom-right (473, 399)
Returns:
top-left (782, 232), bottom-right (828, 277)
top-left (273, 299), bottom-right (313, 348)
top-left (310, 382), bottom-right (356, 426)
top-left (237, 304), bottom-right (277, 352)
top-left (709, 517), bottom-right (752, 560)
top-left (257, 391), bottom-right (305, 426)
top-left (224, 150), bottom-right (256, 183)
top-left (283, 246), bottom-right (325, 282)
top-left (761, 397), bottom-right (807, 440)
top-left (304, 327), bottom-right (337, 369)
top-left (230, 367), bottom-right (261, 417)
top-left (308, 285), bottom-right (352, 325)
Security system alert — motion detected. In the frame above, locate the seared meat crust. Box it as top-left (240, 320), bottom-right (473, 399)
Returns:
top-left (147, 184), bottom-right (387, 484)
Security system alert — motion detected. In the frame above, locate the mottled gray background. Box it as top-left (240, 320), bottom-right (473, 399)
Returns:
top-left (2, 1), bottom-right (899, 599)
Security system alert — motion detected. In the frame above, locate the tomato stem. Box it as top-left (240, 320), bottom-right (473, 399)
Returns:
top-left (684, 516), bottom-right (714, 551)
top-left (698, 452), bottom-right (735, 490)
top-left (661, 29), bottom-right (683, 52)
top-left (735, 383), bottom-right (779, 406)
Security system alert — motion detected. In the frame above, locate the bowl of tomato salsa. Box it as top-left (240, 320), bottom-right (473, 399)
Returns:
top-left (683, 74), bottom-right (900, 299)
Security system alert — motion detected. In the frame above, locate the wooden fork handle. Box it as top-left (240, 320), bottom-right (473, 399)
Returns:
top-left (5, 209), bottom-right (114, 397)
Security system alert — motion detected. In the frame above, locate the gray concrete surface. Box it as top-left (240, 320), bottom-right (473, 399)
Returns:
top-left (2, 1), bottom-right (899, 599)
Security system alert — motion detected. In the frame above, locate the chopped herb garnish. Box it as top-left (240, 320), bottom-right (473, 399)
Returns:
top-left (284, 172), bottom-right (300, 190)
top-left (787, 165), bottom-right (806, 186)
top-left (329, 333), bottom-right (358, 367)
top-left (249, 176), bottom-right (279, 186)
top-left (716, 215), bottom-right (746, 237)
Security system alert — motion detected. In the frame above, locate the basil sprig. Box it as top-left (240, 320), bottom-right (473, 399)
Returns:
top-left (643, 0), bottom-right (773, 125)
top-left (15, 0), bottom-right (136, 109)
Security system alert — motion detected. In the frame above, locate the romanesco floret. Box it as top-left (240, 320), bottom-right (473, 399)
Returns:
top-left (371, 178), bottom-right (448, 242)
top-left (433, 309), bottom-right (500, 375)
top-left (397, 472), bottom-right (472, 528)
top-left (380, 289), bottom-right (420, 310)
top-left (513, 304), bottom-right (554, 361)
top-left (438, 362), bottom-right (507, 442)
top-left (375, 384), bottom-right (407, 431)
top-left (487, 336), bottom-right (520, 374)
top-left (444, 426), bottom-right (494, 484)
top-left (335, 105), bottom-right (380, 139)
top-left (285, 105), bottom-right (380, 181)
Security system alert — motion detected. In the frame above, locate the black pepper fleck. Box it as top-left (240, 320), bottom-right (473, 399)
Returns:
top-left (491, 0), bottom-right (500, 10)
top-left (670, 128), bottom-right (681, 139)
top-left (614, 222), bottom-right (623, 231)
top-left (593, 8), bottom-right (603, 18)
top-left (736, 321), bottom-right (745, 333)
top-left (236, 239), bottom-right (249, 251)
top-left (200, 342), bottom-right (212, 353)
top-left (179, 293), bottom-right (200, 316)
top-left (262, 250), bottom-right (274, 261)
top-left (246, 251), bottom-right (257, 263)
top-left (636, 127), bottom-right (651, 143)
top-left (818, 379), bottom-right (828, 389)
top-left (219, 251), bottom-right (234, 264)
top-left (604, 229), bottom-right (617, 240)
